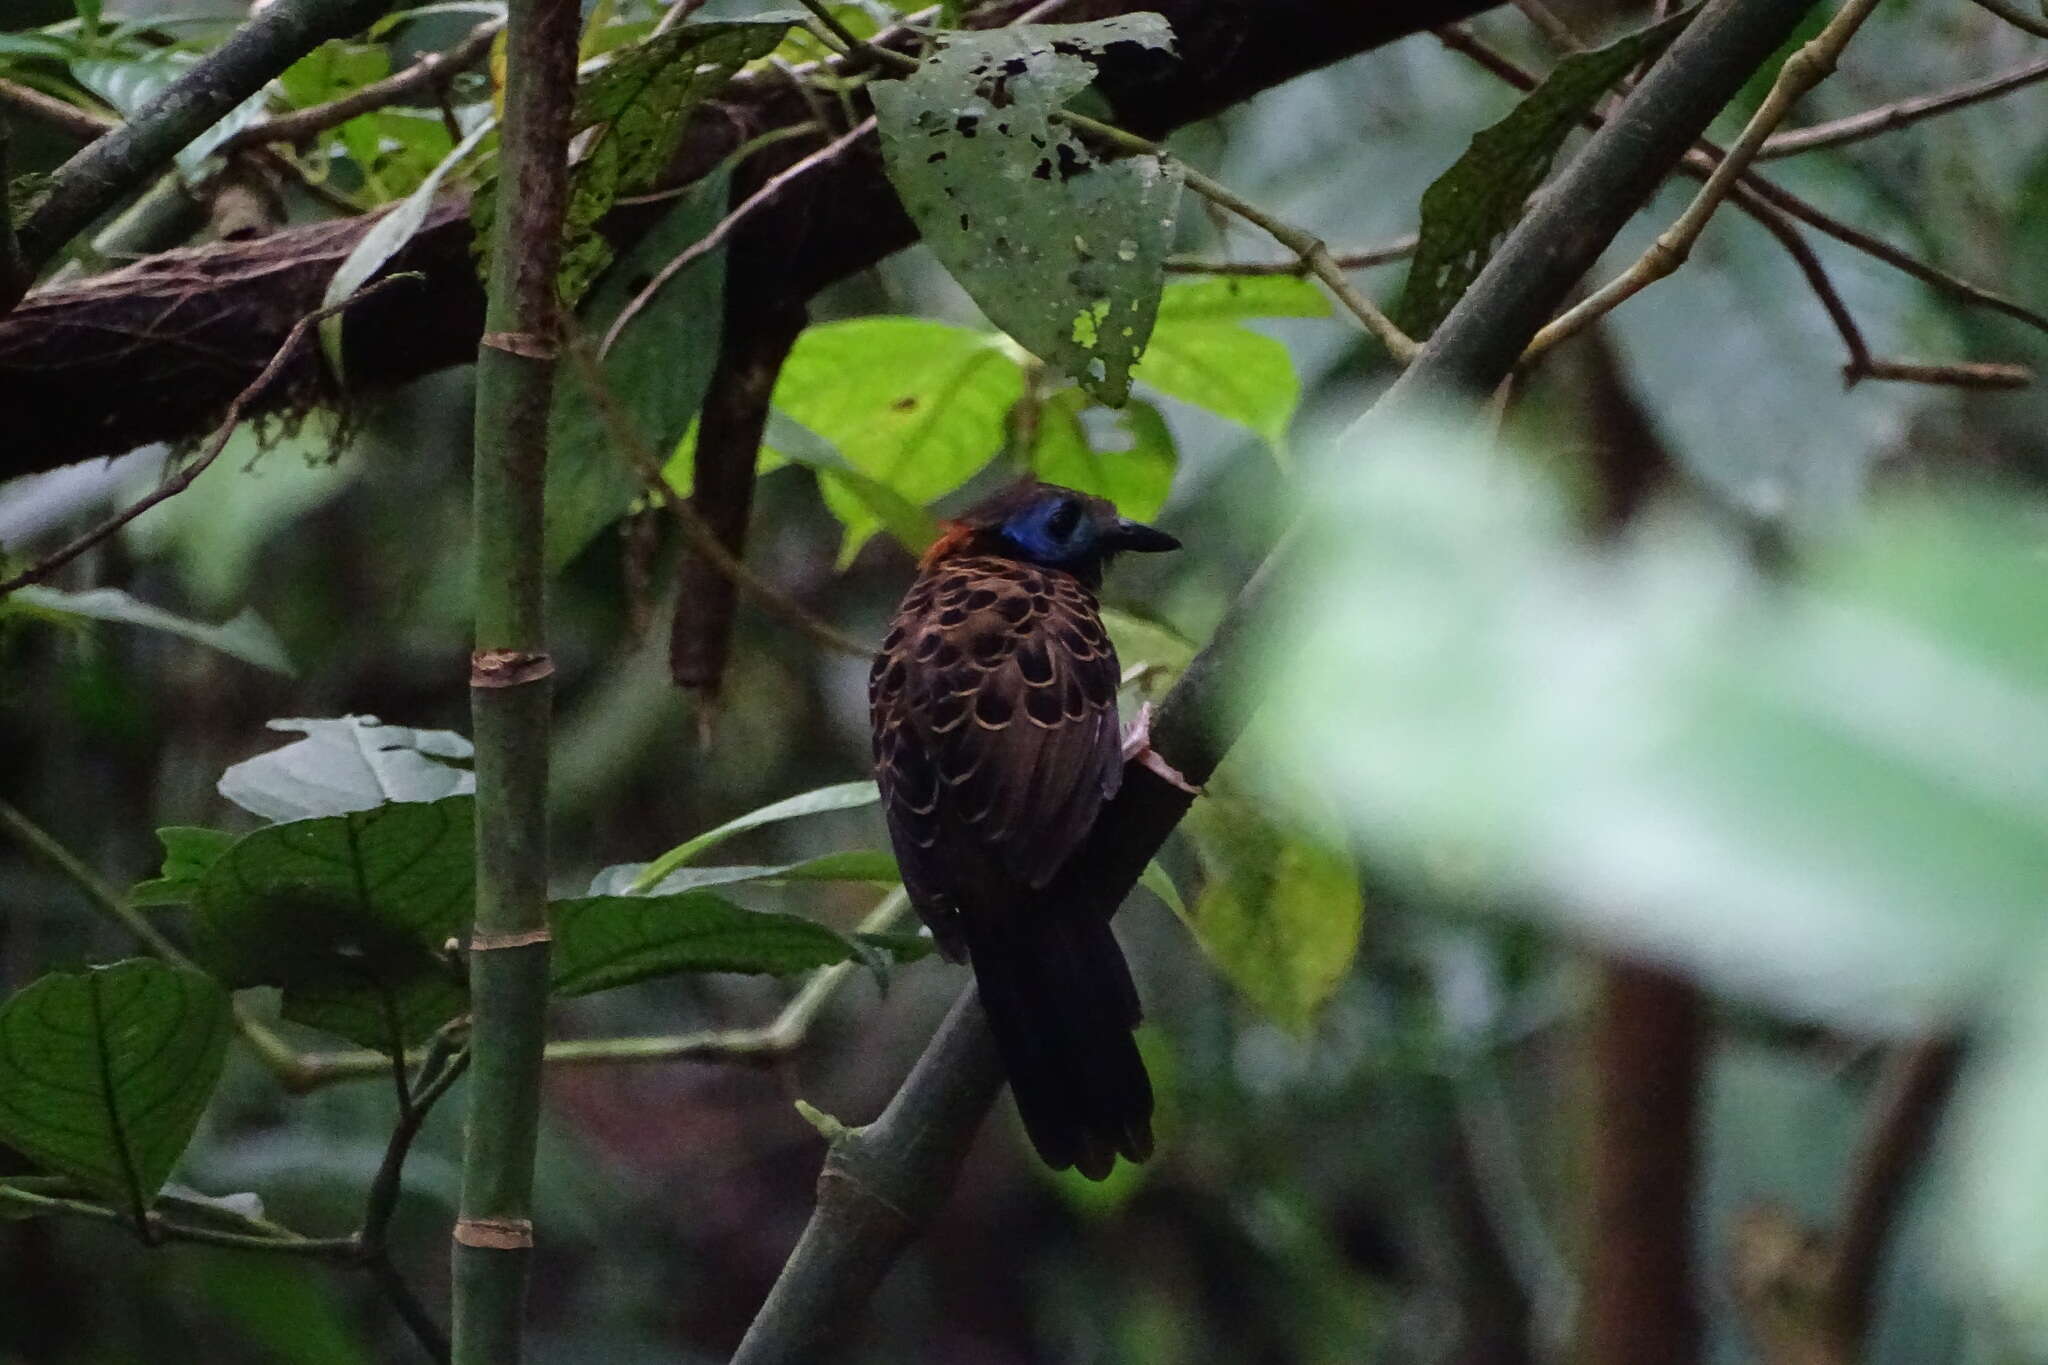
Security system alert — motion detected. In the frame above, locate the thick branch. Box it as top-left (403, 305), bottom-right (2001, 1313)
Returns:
top-left (731, 2), bottom-right (1815, 1357)
top-left (15, 0), bottom-right (397, 277)
top-left (0, 0), bottom-right (1500, 478)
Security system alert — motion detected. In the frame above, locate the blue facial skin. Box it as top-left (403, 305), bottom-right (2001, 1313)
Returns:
top-left (998, 497), bottom-right (1098, 569)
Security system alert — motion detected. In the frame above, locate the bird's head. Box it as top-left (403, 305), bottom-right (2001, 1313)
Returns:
top-left (924, 480), bottom-right (1180, 586)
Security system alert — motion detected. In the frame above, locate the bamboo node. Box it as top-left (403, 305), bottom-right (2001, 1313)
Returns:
top-left (453, 1216), bottom-right (535, 1250)
top-left (480, 329), bottom-right (557, 358)
top-left (470, 649), bottom-right (554, 687)
top-left (469, 927), bottom-right (553, 951)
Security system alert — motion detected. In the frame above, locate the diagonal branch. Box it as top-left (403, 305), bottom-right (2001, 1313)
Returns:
top-left (729, 2), bottom-right (1819, 1360)
top-left (220, 20), bottom-right (502, 156)
top-left (1756, 55), bottom-right (2048, 160)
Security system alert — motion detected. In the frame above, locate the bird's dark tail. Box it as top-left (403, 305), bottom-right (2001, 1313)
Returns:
top-left (961, 910), bottom-right (1154, 1180)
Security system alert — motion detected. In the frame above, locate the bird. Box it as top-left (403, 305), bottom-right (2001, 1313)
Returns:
top-left (869, 478), bottom-right (1190, 1180)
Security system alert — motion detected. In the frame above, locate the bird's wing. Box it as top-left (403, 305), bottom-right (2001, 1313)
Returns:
top-left (871, 556), bottom-right (1123, 902)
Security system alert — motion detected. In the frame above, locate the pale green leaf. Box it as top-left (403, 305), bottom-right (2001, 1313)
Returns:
top-left (627, 781), bottom-right (880, 893)
top-left (588, 849), bottom-right (898, 897)
top-left (772, 318), bottom-right (1022, 562)
top-left (0, 961), bottom-right (231, 1210)
top-left (872, 16), bottom-right (1183, 404)
top-left (1155, 275), bottom-right (1329, 323)
top-left (1134, 318), bottom-right (1300, 453)
top-left (1030, 389), bottom-right (1176, 523)
top-left (217, 716), bottom-right (473, 822)
top-left (5, 587), bottom-right (292, 675)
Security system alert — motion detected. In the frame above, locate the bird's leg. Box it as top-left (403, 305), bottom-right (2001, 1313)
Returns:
top-left (1121, 702), bottom-right (1202, 796)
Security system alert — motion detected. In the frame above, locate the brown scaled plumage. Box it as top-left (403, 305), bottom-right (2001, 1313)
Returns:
top-left (869, 480), bottom-right (1181, 1179)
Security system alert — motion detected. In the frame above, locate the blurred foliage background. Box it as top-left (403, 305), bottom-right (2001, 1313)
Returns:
top-left (3, 0), bottom-right (2048, 1361)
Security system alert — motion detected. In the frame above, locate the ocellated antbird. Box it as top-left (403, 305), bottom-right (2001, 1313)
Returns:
top-left (869, 479), bottom-right (1187, 1180)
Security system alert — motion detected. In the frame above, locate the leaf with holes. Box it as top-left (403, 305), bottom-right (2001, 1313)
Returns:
top-left (218, 716), bottom-right (474, 822)
top-left (1395, 7), bottom-right (1695, 337)
top-left (0, 961), bottom-right (230, 1211)
top-left (1031, 388), bottom-right (1176, 522)
top-left (557, 19), bottom-right (788, 304)
top-left (192, 798), bottom-right (474, 1053)
top-left (547, 169), bottom-right (730, 571)
top-left (873, 16), bottom-right (1183, 405)
top-left (550, 892), bottom-right (916, 997)
top-left (771, 319), bottom-right (1022, 563)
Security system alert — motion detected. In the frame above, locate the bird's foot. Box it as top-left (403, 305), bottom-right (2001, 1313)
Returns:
top-left (1122, 703), bottom-right (1203, 796)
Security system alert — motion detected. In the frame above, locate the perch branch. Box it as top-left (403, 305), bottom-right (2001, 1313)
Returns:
top-left (731, 4), bottom-right (1818, 1359)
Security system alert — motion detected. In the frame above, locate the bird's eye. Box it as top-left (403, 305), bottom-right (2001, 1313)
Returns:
top-left (1046, 499), bottom-right (1082, 541)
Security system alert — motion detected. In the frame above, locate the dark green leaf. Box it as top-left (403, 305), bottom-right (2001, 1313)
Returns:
top-left (1395, 8), bottom-right (1695, 336)
top-left (872, 16), bottom-right (1183, 404)
top-left (6, 587), bottom-right (293, 675)
top-left (0, 961), bottom-right (231, 1210)
top-left (193, 798), bottom-right (474, 1053)
top-left (550, 892), bottom-right (889, 996)
top-left (557, 20), bottom-right (788, 303)
top-left (547, 170), bottom-right (730, 571)
top-left (1031, 389), bottom-right (1176, 521)
top-left (217, 716), bottom-right (474, 822)
top-left (130, 827), bottom-right (238, 908)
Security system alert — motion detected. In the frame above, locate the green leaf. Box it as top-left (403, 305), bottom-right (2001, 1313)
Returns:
top-left (216, 716), bottom-right (474, 822)
top-left (872, 16), bottom-right (1183, 404)
top-left (1155, 275), bottom-right (1329, 323)
top-left (193, 798), bottom-right (474, 1053)
top-left (4, 587), bottom-right (293, 675)
top-left (547, 170), bottom-right (730, 572)
top-left (772, 319), bottom-right (1022, 562)
top-left (627, 780), bottom-right (880, 893)
top-left (278, 39), bottom-right (390, 111)
top-left (590, 848), bottom-right (898, 897)
top-left (550, 892), bottom-right (899, 997)
top-left (1134, 314), bottom-right (1301, 454)
top-left (1031, 389), bottom-right (1176, 522)
top-left (1178, 794), bottom-right (1364, 1033)
top-left (130, 827), bottom-right (238, 908)
top-left (759, 436), bottom-right (945, 560)
top-left (1138, 859), bottom-right (1184, 917)
top-left (558, 20), bottom-right (789, 303)
top-left (1395, 8), bottom-right (1695, 337)
top-left (0, 961), bottom-right (231, 1210)
top-left (323, 116), bottom-right (494, 378)
top-left (1100, 605), bottom-right (1197, 680)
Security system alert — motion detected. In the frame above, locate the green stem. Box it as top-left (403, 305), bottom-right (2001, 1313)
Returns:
top-left (451, 0), bottom-right (578, 1357)
top-left (0, 1184), bottom-right (356, 1258)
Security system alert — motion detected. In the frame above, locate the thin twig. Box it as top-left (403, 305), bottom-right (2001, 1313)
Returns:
top-left (289, 892), bottom-right (911, 1086)
top-left (221, 21), bottom-right (501, 155)
top-left (1062, 111), bottom-right (1418, 360)
top-left (0, 274), bottom-right (415, 598)
top-left (1437, 24), bottom-right (2043, 381)
top-left (1164, 235), bottom-right (1419, 275)
top-left (0, 1184), bottom-right (358, 1257)
top-left (600, 116), bottom-right (877, 359)
top-left (0, 77), bottom-right (116, 141)
top-left (1758, 55), bottom-right (2048, 159)
top-left (1965, 0), bottom-right (2048, 40)
top-left (358, 1036), bottom-right (470, 1365)
top-left (0, 798), bottom-right (313, 1086)
top-left (563, 338), bottom-right (871, 659)
top-left (653, 0), bottom-right (715, 37)
top-left (1526, 0), bottom-right (1887, 361)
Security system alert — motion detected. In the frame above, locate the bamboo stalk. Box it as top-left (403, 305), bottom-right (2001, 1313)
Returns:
top-left (450, 0), bottom-right (580, 1359)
